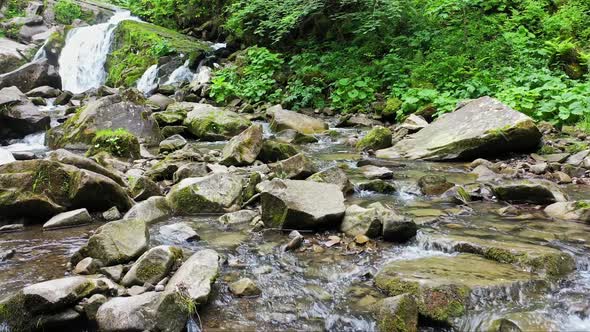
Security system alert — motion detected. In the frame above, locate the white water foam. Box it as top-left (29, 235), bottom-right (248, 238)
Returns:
top-left (136, 64), bottom-right (159, 95)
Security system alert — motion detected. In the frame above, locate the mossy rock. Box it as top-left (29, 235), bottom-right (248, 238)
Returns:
top-left (183, 104), bottom-right (251, 141)
top-left (258, 139), bottom-right (299, 163)
top-left (356, 126), bottom-right (393, 151)
top-left (166, 173), bottom-right (244, 214)
top-left (105, 20), bottom-right (210, 88)
top-left (374, 254), bottom-right (546, 325)
top-left (86, 128), bottom-right (141, 159)
top-left (121, 245), bottom-right (180, 287)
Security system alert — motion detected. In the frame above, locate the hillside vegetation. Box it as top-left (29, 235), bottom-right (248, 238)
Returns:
top-left (109, 0), bottom-right (590, 127)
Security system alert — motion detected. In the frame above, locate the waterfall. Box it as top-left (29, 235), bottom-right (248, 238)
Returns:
top-left (137, 64), bottom-right (159, 95)
top-left (164, 60), bottom-right (195, 86)
top-left (58, 11), bottom-right (138, 94)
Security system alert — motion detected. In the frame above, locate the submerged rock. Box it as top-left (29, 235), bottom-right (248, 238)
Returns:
top-left (0, 160), bottom-right (133, 219)
top-left (259, 178), bottom-right (345, 230)
top-left (358, 179), bottom-right (397, 194)
top-left (220, 124), bottom-right (264, 166)
top-left (375, 254), bottom-right (546, 325)
top-left (490, 179), bottom-right (568, 204)
top-left (183, 103), bottom-right (251, 140)
top-left (268, 105), bottom-right (328, 135)
top-left (376, 97), bottom-right (541, 160)
top-left (418, 175), bottom-right (454, 195)
top-left (219, 209), bottom-right (259, 226)
top-left (422, 233), bottom-right (575, 277)
top-left (122, 245), bottom-right (180, 287)
top-left (159, 222), bottom-right (200, 242)
top-left (73, 218), bottom-right (149, 266)
top-left (229, 278), bottom-right (261, 297)
top-left (545, 200), bottom-right (590, 222)
top-left (167, 173), bottom-right (244, 214)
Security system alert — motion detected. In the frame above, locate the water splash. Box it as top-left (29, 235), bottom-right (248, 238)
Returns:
top-left (58, 11), bottom-right (138, 94)
top-left (164, 60), bottom-right (194, 86)
top-left (136, 64), bottom-right (159, 95)
top-left (4, 132), bottom-right (47, 153)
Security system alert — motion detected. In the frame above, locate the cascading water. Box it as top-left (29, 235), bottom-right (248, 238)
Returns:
top-left (58, 11), bottom-right (138, 94)
top-left (164, 60), bottom-right (195, 86)
top-left (136, 64), bottom-right (159, 95)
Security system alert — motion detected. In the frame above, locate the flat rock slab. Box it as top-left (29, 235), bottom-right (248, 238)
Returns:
top-left (43, 208), bottom-right (92, 230)
top-left (376, 97), bottom-right (541, 160)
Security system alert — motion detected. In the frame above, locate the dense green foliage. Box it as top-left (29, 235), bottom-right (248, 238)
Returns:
top-left (54, 0), bottom-right (90, 25)
top-left (1, 0), bottom-right (26, 19)
top-left (114, 0), bottom-right (590, 127)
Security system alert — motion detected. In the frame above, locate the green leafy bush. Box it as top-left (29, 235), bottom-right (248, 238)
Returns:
top-left (54, 0), bottom-right (89, 25)
top-left (1, 0), bottom-right (26, 19)
top-left (211, 47), bottom-right (284, 104)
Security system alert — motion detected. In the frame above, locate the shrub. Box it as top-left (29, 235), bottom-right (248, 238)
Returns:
top-left (54, 0), bottom-right (89, 25)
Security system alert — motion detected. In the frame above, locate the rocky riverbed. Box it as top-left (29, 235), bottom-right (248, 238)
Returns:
top-left (2, 2), bottom-right (590, 332)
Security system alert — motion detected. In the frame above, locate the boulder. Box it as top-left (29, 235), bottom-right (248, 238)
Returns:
top-left (73, 257), bottom-right (104, 275)
top-left (159, 134), bottom-right (187, 153)
top-left (167, 173), bottom-right (244, 214)
top-left (128, 175), bottom-right (161, 201)
top-left (183, 103), bottom-right (251, 140)
top-left (418, 175), bottom-right (454, 195)
top-left (359, 165), bottom-right (394, 180)
top-left (122, 245), bottom-right (180, 287)
top-left (124, 196), bottom-right (172, 224)
top-left (375, 254), bottom-right (546, 324)
top-left (220, 124), bottom-right (264, 166)
top-left (46, 93), bottom-right (161, 150)
top-left (43, 208), bottom-right (92, 230)
top-left (545, 201), bottom-right (590, 222)
top-left (307, 166), bottom-right (353, 194)
top-left (340, 204), bottom-right (385, 238)
top-left (0, 37), bottom-right (29, 74)
top-left (172, 162), bottom-right (208, 183)
top-left (48, 149), bottom-right (125, 186)
top-left (269, 153), bottom-right (317, 179)
top-left (218, 209), bottom-right (259, 226)
top-left (162, 249), bottom-right (220, 304)
top-left (229, 278), bottom-right (261, 297)
top-left (0, 86), bottom-right (50, 140)
top-left (153, 101), bottom-right (196, 126)
top-left (159, 222), bottom-right (200, 242)
top-left (490, 180), bottom-right (568, 204)
top-left (376, 97), bottom-right (541, 160)
top-left (259, 178), bottom-right (345, 230)
top-left (268, 105), bottom-right (328, 134)
top-left (378, 294), bottom-right (419, 332)
top-left (258, 139), bottom-right (299, 163)
top-left (73, 218), bottom-right (149, 266)
top-left (275, 129), bottom-right (318, 144)
top-left (148, 93), bottom-right (173, 111)
top-left (96, 292), bottom-right (163, 332)
top-left (356, 126), bottom-right (392, 151)
top-left (0, 160), bottom-right (133, 219)
top-left (0, 58), bottom-right (61, 92)
top-left (83, 293), bottom-right (107, 321)
top-left (26, 86), bottom-right (61, 98)
top-left (0, 147), bottom-right (15, 165)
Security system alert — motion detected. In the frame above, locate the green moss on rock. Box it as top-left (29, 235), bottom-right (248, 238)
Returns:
top-left (356, 126), bottom-right (392, 151)
top-left (86, 128), bottom-right (140, 159)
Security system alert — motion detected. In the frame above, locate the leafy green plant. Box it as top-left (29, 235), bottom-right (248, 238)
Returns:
top-left (87, 128), bottom-right (140, 158)
top-left (330, 77), bottom-right (376, 113)
top-left (54, 0), bottom-right (88, 25)
top-left (2, 0), bottom-right (26, 19)
top-left (210, 47), bottom-right (284, 104)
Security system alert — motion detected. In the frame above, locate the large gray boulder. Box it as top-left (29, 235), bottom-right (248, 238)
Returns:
top-left (220, 124), bottom-right (264, 166)
top-left (0, 58), bottom-right (61, 92)
top-left (121, 245), bottom-right (179, 287)
top-left (48, 149), bottom-right (125, 186)
top-left (183, 103), bottom-right (251, 140)
top-left (0, 37), bottom-right (29, 74)
top-left (167, 173), bottom-right (244, 214)
top-left (490, 179), bottom-right (568, 204)
top-left (162, 249), bottom-right (219, 304)
top-left (268, 105), bottom-right (328, 135)
top-left (259, 178), bottom-right (345, 230)
top-left (0, 160), bottom-right (134, 219)
top-left (46, 92), bottom-right (161, 149)
top-left (376, 97), bottom-right (541, 160)
top-left (0, 86), bottom-right (50, 140)
top-left (72, 218), bottom-right (149, 266)
top-left (124, 196), bottom-right (172, 224)
top-left (96, 292), bottom-right (163, 332)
